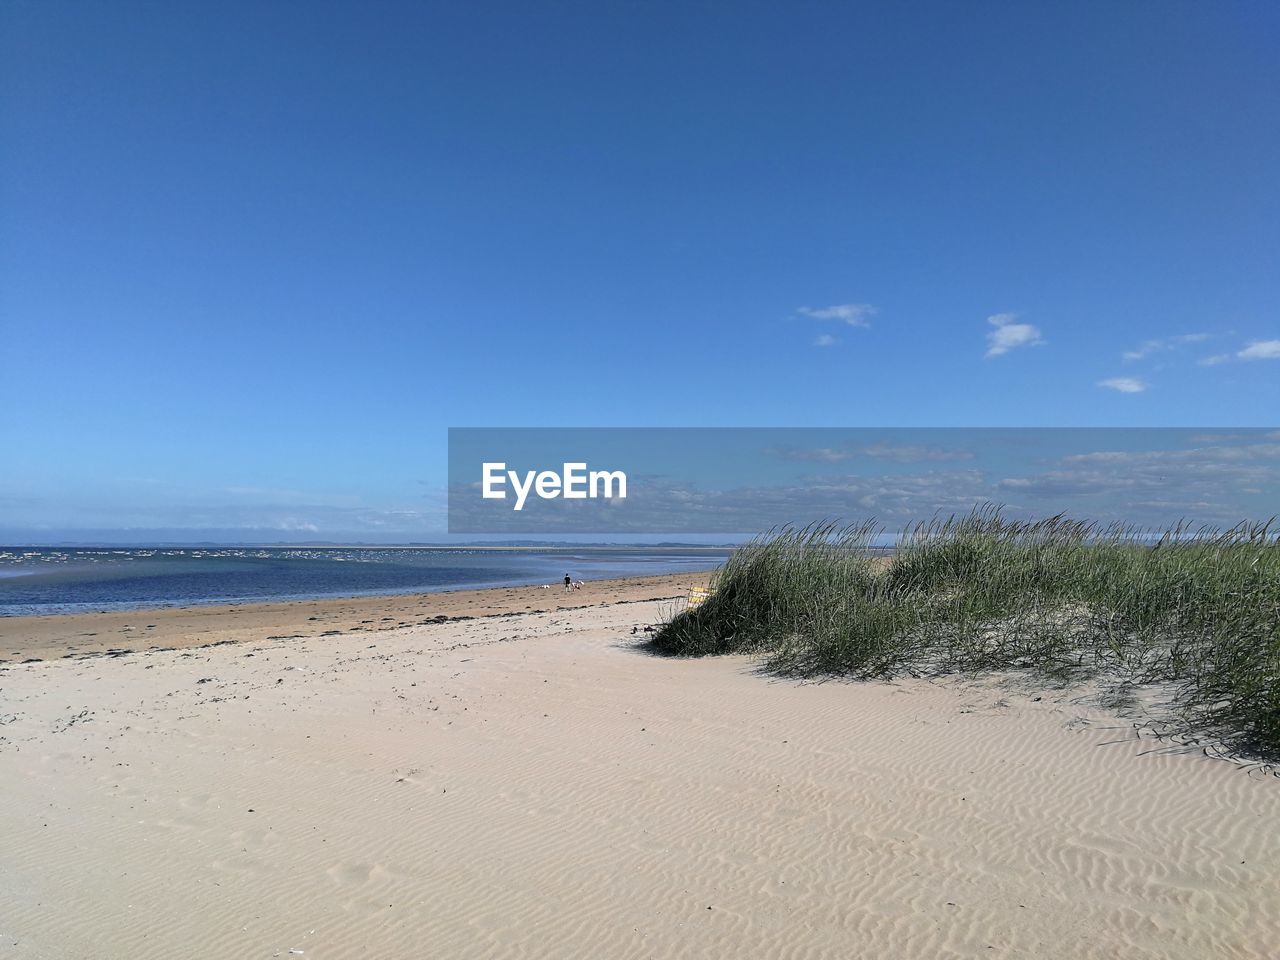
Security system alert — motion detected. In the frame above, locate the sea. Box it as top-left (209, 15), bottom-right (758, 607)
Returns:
top-left (0, 546), bottom-right (731, 617)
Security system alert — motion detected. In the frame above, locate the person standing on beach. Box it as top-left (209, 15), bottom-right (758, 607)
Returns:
top-left (564, 574), bottom-right (572, 593)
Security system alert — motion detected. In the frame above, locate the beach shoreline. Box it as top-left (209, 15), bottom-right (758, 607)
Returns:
top-left (0, 571), bottom-right (713, 663)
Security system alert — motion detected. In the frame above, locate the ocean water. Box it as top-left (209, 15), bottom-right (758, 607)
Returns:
top-left (0, 547), bottom-right (730, 616)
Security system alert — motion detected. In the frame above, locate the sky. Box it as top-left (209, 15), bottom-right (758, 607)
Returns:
top-left (1, 1), bottom-right (1278, 542)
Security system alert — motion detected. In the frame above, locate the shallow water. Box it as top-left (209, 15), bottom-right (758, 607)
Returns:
top-left (0, 546), bottom-right (729, 616)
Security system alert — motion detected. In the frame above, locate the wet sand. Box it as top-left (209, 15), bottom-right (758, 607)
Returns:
top-left (0, 571), bottom-right (712, 662)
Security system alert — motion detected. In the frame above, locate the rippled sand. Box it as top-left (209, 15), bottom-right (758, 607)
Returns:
top-left (1, 597), bottom-right (1276, 958)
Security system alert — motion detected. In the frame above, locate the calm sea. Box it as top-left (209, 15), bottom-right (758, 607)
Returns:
top-left (0, 547), bottom-right (730, 617)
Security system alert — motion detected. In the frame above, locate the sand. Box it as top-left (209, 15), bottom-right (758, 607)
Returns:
top-left (1, 589), bottom-right (1277, 958)
top-left (0, 572), bottom-right (711, 662)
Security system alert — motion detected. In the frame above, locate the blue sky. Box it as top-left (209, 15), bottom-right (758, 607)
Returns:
top-left (2, 2), bottom-right (1278, 541)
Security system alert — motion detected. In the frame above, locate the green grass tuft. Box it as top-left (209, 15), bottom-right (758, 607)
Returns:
top-left (650, 507), bottom-right (1280, 757)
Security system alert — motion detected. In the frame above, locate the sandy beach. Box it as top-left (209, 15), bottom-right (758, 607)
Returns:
top-left (1, 582), bottom-right (1277, 959)
top-left (0, 572), bottom-right (712, 663)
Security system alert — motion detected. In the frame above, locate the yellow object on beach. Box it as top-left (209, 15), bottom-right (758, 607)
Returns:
top-left (687, 586), bottom-right (712, 608)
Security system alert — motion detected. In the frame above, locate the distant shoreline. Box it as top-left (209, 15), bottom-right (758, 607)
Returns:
top-left (0, 543), bottom-right (742, 552)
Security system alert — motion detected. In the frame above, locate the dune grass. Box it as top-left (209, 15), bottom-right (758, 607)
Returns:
top-left (650, 509), bottom-right (1280, 757)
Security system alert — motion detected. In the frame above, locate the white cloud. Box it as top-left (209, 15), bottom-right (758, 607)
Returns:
top-left (771, 443), bottom-right (974, 463)
top-left (274, 518), bottom-right (321, 532)
top-left (991, 440), bottom-right (1280, 524)
top-left (1063, 442), bottom-right (1280, 466)
top-left (1196, 338), bottom-right (1279, 365)
top-left (1098, 377), bottom-right (1149, 393)
top-left (813, 334), bottom-right (838, 347)
top-left (1122, 332), bottom-right (1211, 361)
top-left (1238, 339), bottom-right (1280, 360)
top-left (797, 303), bottom-right (877, 327)
top-left (855, 443), bottom-right (974, 463)
top-left (985, 313), bottom-right (1044, 358)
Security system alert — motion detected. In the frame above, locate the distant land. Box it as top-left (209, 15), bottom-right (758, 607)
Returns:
top-left (0, 540), bottom-right (742, 550)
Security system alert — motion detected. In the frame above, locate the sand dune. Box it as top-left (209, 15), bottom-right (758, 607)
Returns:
top-left (1, 597), bottom-right (1276, 958)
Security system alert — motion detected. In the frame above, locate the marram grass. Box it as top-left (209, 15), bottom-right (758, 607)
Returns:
top-left (650, 509), bottom-right (1280, 757)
